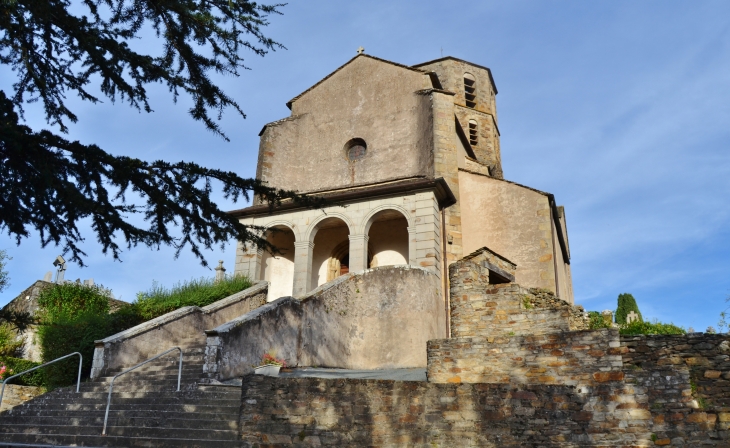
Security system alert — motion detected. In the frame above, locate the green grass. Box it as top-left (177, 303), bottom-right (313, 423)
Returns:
top-left (134, 275), bottom-right (252, 321)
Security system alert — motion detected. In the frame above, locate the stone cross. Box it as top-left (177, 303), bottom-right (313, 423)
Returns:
top-left (215, 260), bottom-right (226, 283)
top-left (626, 311), bottom-right (639, 324)
top-left (357, 46), bottom-right (365, 55)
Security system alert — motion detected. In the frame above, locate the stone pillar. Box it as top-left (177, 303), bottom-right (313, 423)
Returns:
top-left (407, 226), bottom-right (417, 267)
top-left (293, 241), bottom-right (314, 296)
top-left (235, 242), bottom-right (263, 281)
top-left (348, 234), bottom-right (369, 273)
top-left (413, 192), bottom-right (442, 277)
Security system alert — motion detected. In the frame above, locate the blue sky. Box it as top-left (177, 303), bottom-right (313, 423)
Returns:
top-left (1, 1), bottom-right (729, 331)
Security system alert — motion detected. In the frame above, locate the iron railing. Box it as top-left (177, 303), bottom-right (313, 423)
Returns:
top-left (102, 346), bottom-right (182, 435)
top-left (0, 352), bottom-right (82, 408)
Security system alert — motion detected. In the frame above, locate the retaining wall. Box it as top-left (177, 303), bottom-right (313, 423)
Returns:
top-left (238, 375), bottom-right (647, 447)
top-left (0, 385), bottom-right (43, 412)
top-left (427, 328), bottom-right (623, 386)
top-left (90, 281), bottom-right (268, 378)
top-left (204, 266), bottom-right (444, 381)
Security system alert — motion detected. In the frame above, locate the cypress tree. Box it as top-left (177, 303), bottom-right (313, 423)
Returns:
top-left (615, 293), bottom-right (642, 324)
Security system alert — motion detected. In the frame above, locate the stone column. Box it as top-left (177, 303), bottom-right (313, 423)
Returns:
top-left (407, 226), bottom-right (417, 267)
top-left (235, 242), bottom-right (263, 281)
top-left (348, 234), bottom-right (369, 273)
top-left (293, 241), bottom-right (314, 296)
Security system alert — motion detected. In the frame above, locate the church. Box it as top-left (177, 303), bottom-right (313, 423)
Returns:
top-left (230, 52), bottom-right (573, 316)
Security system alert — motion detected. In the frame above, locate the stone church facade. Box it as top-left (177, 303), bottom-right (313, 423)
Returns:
top-left (231, 53), bottom-right (573, 311)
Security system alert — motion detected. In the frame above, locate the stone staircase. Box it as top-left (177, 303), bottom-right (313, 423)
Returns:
top-left (0, 342), bottom-right (243, 447)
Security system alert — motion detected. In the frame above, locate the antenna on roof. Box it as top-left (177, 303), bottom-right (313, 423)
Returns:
top-left (357, 46), bottom-right (365, 55)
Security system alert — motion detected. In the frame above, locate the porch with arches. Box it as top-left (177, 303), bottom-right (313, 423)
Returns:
top-left (233, 190), bottom-right (444, 301)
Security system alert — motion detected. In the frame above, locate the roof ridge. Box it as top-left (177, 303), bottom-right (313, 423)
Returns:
top-left (285, 54), bottom-right (431, 110)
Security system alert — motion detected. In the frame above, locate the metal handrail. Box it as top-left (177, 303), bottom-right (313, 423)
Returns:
top-left (0, 352), bottom-right (82, 408)
top-left (102, 346), bottom-right (182, 435)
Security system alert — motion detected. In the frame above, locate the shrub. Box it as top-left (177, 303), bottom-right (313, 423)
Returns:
top-left (0, 322), bottom-right (24, 357)
top-left (36, 282), bottom-right (111, 322)
top-left (619, 320), bottom-right (686, 336)
top-left (0, 357), bottom-right (43, 387)
top-left (588, 311), bottom-right (612, 330)
top-left (615, 293), bottom-right (642, 324)
top-left (134, 275), bottom-right (252, 321)
top-left (36, 282), bottom-right (115, 389)
top-left (37, 312), bottom-right (107, 389)
top-left (37, 306), bottom-right (143, 390)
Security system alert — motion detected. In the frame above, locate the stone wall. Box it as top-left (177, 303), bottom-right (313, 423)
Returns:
top-left (621, 333), bottom-right (730, 410)
top-left (258, 55), bottom-right (433, 195)
top-left (618, 333), bottom-right (730, 446)
top-left (0, 385), bottom-right (43, 412)
top-left (427, 328), bottom-right (623, 386)
top-left (204, 266), bottom-right (444, 381)
top-left (458, 170), bottom-right (572, 297)
top-left (448, 251), bottom-right (586, 338)
top-left (91, 282), bottom-right (268, 378)
top-left (238, 375), bottom-right (646, 447)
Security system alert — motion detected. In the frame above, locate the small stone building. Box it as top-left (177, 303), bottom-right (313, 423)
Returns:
top-left (230, 53), bottom-right (573, 330)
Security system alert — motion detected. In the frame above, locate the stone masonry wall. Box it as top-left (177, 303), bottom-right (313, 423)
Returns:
top-left (451, 281), bottom-right (571, 338)
top-left (427, 328), bottom-right (623, 386)
top-left (621, 333), bottom-right (730, 409)
top-left (0, 385), bottom-right (43, 412)
top-left (620, 333), bottom-right (730, 445)
top-left (205, 267), bottom-right (444, 381)
top-left (448, 250), bottom-right (586, 339)
top-left (239, 375), bottom-right (647, 447)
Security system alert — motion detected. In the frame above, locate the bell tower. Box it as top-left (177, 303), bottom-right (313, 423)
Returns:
top-left (413, 57), bottom-right (503, 179)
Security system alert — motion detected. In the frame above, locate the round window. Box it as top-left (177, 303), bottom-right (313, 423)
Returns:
top-left (344, 138), bottom-right (367, 161)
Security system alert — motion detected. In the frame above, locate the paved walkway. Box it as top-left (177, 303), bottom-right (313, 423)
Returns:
top-left (221, 367), bottom-right (427, 385)
top-left (278, 367), bottom-right (427, 381)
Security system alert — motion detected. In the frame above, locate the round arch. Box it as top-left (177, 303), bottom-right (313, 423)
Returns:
top-left (260, 220), bottom-right (298, 242)
top-left (359, 205), bottom-right (413, 236)
top-left (305, 212), bottom-right (355, 242)
top-left (258, 223), bottom-right (296, 302)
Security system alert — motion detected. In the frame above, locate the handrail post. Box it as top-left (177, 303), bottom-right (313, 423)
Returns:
top-left (102, 346), bottom-right (182, 435)
top-left (177, 347), bottom-right (183, 392)
top-left (0, 352), bottom-right (82, 410)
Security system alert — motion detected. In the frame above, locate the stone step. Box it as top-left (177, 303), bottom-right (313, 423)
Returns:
top-left (0, 433), bottom-right (243, 447)
top-left (103, 361), bottom-right (206, 374)
top-left (0, 408), bottom-right (238, 421)
top-left (0, 424), bottom-right (238, 440)
top-left (6, 403), bottom-right (241, 413)
top-left (0, 415), bottom-right (238, 430)
top-left (25, 391), bottom-right (239, 401)
top-left (99, 367), bottom-right (205, 375)
top-left (87, 377), bottom-right (205, 388)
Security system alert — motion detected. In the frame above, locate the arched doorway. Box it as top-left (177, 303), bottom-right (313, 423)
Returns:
top-left (259, 225), bottom-right (295, 301)
top-left (310, 217), bottom-right (351, 289)
top-left (367, 209), bottom-right (409, 268)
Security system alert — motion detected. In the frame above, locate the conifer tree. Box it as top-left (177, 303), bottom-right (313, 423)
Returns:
top-left (615, 293), bottom-right (642, 324)
top-left (0, 0), bottom-right (319, 267)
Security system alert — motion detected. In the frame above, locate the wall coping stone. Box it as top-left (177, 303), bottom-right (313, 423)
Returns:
top-left (299, 264), bottom-right (431, 300)
top-left (205, 295), bottom-right (300, 336)
top-left (95, 281), bottom-right (268, 346)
